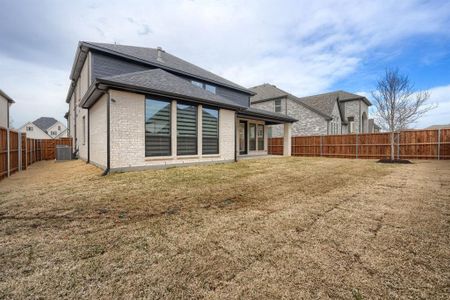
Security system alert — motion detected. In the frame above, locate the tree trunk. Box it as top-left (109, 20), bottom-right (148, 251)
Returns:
top-left (390, 131), bottom-right (395, 161)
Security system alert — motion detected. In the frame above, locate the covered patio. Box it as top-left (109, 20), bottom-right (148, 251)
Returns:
top-left (235, 107), bottom-right (297, 159)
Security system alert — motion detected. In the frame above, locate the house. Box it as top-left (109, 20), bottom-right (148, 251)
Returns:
top-left (0, 89), bottom-right (15, 128)
top-left (66, 42), bottom-right (296, 172)
top-left (250, 84), bottom-right (374, 136)
top-left (426, 124), bottom-right (450, 130)
top-left (19, 117), bottom-right (68, 139)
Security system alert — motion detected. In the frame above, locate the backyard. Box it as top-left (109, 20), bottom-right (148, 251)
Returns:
top-left (0, 157), bottom-right (449, 299)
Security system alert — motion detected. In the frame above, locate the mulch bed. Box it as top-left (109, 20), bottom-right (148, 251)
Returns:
top-left (377, 158), bottom-right (412, 164)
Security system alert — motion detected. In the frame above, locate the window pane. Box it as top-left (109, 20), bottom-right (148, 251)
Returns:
top-left (257, 124), bottom-right (264, 150)
top-left (191, 81), bottom-right (203, 88)
top-left (202, 107), bottom-right (219, 154)
top-left (177, 103), bottom-right (197, 155)
top-left (275, 99), bottom-right (281, 113)
top-left (145, 98), bottom-right (171, 157)
top-left (205, 84), bottom-right (216, 94)
top-left (249, 123), bottom-right (256, 151)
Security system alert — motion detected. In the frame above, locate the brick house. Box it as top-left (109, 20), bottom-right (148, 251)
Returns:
top-left (250, 84), bottom-right (374, 137)
top-left (66, 42), bottom-right (296, 173)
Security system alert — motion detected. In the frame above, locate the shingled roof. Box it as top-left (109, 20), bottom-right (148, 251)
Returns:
top-left (76, 42), bottom-right (254, 95)
top-left (33, 117), bottom-right (58, 131)
top-left (250, 84), bottom-right (333, 119)
top-left (82, 68), bottom-right (246, 110)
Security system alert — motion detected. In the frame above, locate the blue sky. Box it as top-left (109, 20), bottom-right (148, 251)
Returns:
top-left (1, 0), bottom-right (449, 128)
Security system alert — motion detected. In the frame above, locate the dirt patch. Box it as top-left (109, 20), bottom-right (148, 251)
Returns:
top-left (0, 158), bottom-right (449, 299)
top-left (377, 158), bottom-right (413, 164)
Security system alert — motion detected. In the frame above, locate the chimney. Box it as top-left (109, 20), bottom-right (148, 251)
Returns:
top-left (157, 46), bottom-right (164, 62)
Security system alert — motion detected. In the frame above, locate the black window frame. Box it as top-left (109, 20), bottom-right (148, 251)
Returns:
top-left (202, 106), bottom-right (220, 155)
top-left (145, 96), bottom-right (172, 157)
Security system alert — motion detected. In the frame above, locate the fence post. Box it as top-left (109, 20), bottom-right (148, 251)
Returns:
top-left (396, 132), bottom-right (400, 160)
top-left (355, 131), bottom-right (359, 159)
top-left (18, 132), bottom-right (22, 171)
top-left (437, 128), bottom-right (441, 160)
top-left (6, 128), bottom-right (10, 177)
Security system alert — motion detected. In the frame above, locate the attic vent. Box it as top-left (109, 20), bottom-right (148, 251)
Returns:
top-left (157, 47), bottom-right (165, 62)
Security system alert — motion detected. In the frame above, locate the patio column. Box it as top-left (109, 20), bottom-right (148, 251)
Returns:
top-left (283, 123), bottom-right (292, 156)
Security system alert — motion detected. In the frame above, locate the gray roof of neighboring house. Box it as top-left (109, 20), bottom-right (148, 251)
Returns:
top-left (0, 89), bottom-right (15, 103)
top-left (73, 42), bottom-right (254, 95)
top-left (33, 117), bottom-right (59, 131)
top-left (298, 90), bottom-right (371, 117)
top-left (426, 124), bottom-right (450, 129)
top-left (250, 84), bottom-right (333, 120)
top-left (237, 107), bottom-right (297, 124)
top-left (82, 68), bottom-right (247, 110)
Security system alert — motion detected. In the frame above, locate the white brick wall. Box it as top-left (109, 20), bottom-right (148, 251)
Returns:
top-left (251, 98), bottom-right (328, 137)
top-left (0, 95), bottom-right (9, 128)
top-left (108, 89), bottom-right (236, 170)
top-left (89, 94), bottom-right (107, 168)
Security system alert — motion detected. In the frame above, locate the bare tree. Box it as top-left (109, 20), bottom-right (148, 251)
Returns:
top-left (372, 69), bottom-right (435, 160)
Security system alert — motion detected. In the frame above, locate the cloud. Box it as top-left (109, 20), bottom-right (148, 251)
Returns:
top-left (413, 84), bottom-right (450, 128)
top-left (0, 0), bottom-right (449, 127)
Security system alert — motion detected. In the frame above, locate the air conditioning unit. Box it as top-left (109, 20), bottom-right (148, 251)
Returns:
top-left (56, 145), bottom-right (71, 161)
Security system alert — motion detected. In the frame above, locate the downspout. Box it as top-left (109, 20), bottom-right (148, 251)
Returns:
top-left (234, 112), bottom-right (238, 162)
top-left (86, 107), bottom-right (90, 163)
top-left (102, 90), bottom-right (111, 176)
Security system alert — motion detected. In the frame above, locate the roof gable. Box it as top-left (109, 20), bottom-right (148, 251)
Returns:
top-left (250, 84), bottom-right (288, 102)
top-left (32, 117), bottom-right (58, 131)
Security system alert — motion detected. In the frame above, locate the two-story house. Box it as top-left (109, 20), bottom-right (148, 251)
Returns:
top-left (66, 42), bottom-right (296, 173)
top-left (0, 89), bottom-right (15, 129)
top-left (250, 84), bottom-right (373, 137)
top-left (19, 117), bottom-right (68, 139)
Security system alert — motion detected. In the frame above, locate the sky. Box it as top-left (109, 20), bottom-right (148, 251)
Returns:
top-left (1, 0), bottom-right (450, 129)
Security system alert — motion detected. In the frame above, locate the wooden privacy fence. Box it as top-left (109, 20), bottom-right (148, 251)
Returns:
top-left (0, 126), bottom-right (72, 180)
top-left (268, 128), bottom-right (450, 160)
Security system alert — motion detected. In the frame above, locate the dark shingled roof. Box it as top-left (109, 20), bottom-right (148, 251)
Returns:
top-left (238, 107), bottom-right (297, 123)
top-left (83, 69), bottom-right (246, 110)
top-left (81, 42), bottom-right (254, 95)
top-left (0, 89), bottom-right (15, 103)
top-left (33, 117), bottom-right (58, 131)
top-left (299, 90), bottom-right (371, 116)
top-left (250, 84), bottom-right (333, 119)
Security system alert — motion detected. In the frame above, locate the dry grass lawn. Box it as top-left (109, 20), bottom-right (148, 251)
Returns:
top-left (0, 157), bottom-right (449, 299)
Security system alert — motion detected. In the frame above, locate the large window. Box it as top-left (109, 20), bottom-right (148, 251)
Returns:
top-left (275, 99), bottom-right (282, 113)
top-left (249, 123), bottom-right (256, 151)
top-left (145, 98), bottom-right (171, 157)
top-left (202, 107), bottom-right (219, 154)
top-left (257, 124), bottom-right (264, 150)
top-left (177, 103), bottom-right (197, 155)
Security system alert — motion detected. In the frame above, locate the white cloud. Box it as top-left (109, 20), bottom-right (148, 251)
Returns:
top-left (414, 84), bottom-right (450, 128)
top-left (1, 0), bottom-right (449, 126)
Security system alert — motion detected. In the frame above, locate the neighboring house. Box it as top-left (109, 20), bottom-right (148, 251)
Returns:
top-left (66, 42), bottom-right (296, 172)
top-left (426, 124), bottom-right (450, 129)
top-left (19, 117), bottom-right (68, 139)
top-left (368, 119), bottom-right (381, 133)
top-left (250, 84), bottom-right (374, 136)
top-left (0, 89), bottom-right (15, 128)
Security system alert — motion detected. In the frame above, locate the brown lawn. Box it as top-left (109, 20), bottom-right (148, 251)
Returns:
top-left (0, 157), bottom-right (449, 299)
